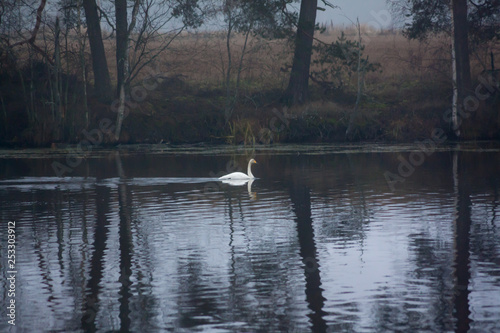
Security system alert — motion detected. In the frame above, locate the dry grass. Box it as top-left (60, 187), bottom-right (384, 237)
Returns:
top-left (106, 28), bottom-right (500, 142)
top-left (115, 28), bottom-right (499, 96)
top-left (11, 24), bottom-right (499, 92)
top-left (3, 26), bottom-right (499, 144)
top-left (95, 31), bottom-right (293, 93)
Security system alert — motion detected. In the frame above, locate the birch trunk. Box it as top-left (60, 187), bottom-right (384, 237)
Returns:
top-left (450, 0), bottom-right (472, 137)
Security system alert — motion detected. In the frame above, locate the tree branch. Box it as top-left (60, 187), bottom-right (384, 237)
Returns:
top-left (9, 0), bottom-right (54, 65)
top-left (97, 5), bottom-right (115, 31)
top-left (128, 28), bottom-right (184, 83)
top-left (11, 0), bottom-right (46, 47)
top-left (128, 0), bottom-right (140, 35)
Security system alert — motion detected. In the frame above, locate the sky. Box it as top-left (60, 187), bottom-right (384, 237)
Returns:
top-left (315, 0), bottom-right (393, 28)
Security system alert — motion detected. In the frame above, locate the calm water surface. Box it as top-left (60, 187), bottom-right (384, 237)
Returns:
top-left (0, 144), bottom-right (499, 332)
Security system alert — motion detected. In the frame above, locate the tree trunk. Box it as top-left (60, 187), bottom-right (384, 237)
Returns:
top-left (346, 19), bottom-right (365, 140)
top-left (224, 10), bottom-right (233, 123)
top-left (114, 0), bottom-right (128, 141)
top-left (115, 0), bottom-right (128, 98)
top-left (283, 0), bottom-right (318, 105)
top-left (114, 0), bottom-right (139, 141)
top-left (54, 16), bottom-right (62, 141)
top-left (451, 39), bottom-right (459, 136)
top-left (115, 83), bottom-right (126, 140)
top-left (450, 0), bottom-right (471, 137)
top-left (82, 0), bottom-right (112, 102)
top-left (77, 1), bottom-right (89, 130)
top-left (235, 25), bottom-right (252, 105)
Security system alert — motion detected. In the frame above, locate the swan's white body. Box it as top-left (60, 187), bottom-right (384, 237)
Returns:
top-left (218, 159), bottom-right (257, 180)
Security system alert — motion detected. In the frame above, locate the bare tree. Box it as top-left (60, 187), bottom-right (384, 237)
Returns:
top-left (113, 0), bottom-right (203, 141)
top-left (114, 0), bottom-right (140, 140)
top-left (450, 0), bottom-right (471, 137)
top-left (220, 0), bottom-right (255, 122)
top-left (82, 0), bottom-right (112, 102)
top-left (8, 0), bottom-right (53, 64)
top-left (127, 0), bottom-right (192, 83)
top-left (75, 0), bottom-right (90, 128)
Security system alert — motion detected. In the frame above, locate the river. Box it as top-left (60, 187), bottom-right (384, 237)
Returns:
top-left (0, 143), bottom-right (499, 332)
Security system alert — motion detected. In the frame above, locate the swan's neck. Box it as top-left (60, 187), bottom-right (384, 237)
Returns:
top-left (247, 162), bottom-right (254, 178)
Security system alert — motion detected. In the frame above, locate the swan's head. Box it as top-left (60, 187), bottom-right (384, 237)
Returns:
top-left (250, 159), bottom-right (257, 164)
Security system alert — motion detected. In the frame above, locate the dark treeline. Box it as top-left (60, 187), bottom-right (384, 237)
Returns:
top-left (0, 0), bottom-right (499, 146)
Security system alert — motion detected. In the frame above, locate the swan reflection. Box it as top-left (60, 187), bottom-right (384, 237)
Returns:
top-left (221, 178), bottom-right (256, 199)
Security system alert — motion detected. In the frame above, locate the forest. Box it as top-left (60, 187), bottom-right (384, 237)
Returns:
top-left (0, 0), bottom-right (498, 146)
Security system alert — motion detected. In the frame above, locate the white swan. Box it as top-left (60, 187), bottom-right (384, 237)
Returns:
top-left (218, 159), bottom-right (257, 180)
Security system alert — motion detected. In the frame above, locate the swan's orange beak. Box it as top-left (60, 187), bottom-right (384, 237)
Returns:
top-left (253, 160), bottom-right (257, 164)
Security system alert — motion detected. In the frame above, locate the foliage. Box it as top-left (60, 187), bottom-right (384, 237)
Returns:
top-left (219, 0), bottom-right (297, 39)
top-left (399, 0), bottom-right (451, 40)
top-left (311, 32), bottom-right (380, 92)
top-left (173, 0), bottom-right (204, 28)
top-left (467, 0), bottom-right (500, 44)
top-left (390, 0), bottom-right (500, 43)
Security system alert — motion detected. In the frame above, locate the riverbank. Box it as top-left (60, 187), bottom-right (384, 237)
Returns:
top-left (1, 31), bottom-right (499, 147)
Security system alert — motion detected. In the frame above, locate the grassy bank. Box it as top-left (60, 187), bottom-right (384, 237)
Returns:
top-left (1, 28), bottom-right (499, 146)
